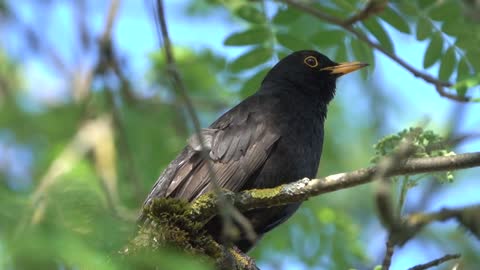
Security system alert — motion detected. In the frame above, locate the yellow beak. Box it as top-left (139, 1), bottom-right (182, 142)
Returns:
top-left (320, 61), bottom-right (368, 76)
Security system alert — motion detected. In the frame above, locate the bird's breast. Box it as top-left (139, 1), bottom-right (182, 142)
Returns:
top-left (251, 105), bottom-right (325, 189)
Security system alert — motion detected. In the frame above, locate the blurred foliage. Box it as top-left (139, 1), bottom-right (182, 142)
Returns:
top-left (0, 0), bottom-right (479, 270)
top-left (371, 127), bottom-right (456, 219)
top-left (372, 127), bottom-right (454, 175)
top-left (215, 0), bottom-right (480, 98)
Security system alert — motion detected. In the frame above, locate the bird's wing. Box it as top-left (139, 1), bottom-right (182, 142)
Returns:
top-left (142, 100), bottom-right (280, 208)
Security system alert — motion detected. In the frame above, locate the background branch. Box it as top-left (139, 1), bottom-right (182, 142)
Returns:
top-left (280, 0), bottom-right (470, 102)
top-left (153, 0), bottom-right (255, 253)
top-left (343, 0), bottom-right (388, 26)
top-left (407, 253), bottom-right (460, 270)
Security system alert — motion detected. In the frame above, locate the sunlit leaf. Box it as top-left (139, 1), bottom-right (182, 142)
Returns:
top-left (454, 59), bottom-right (479, 97)
top-left (276, 33), bottom-right (312, 51)
top-left (428, 0), bottom-right (461, 22)
top-left (417, 0), bottom-right (436, 9)
top-left (416, 17), bottom-right (432, 41)
top-left (312, 2), bottom-right (344, 18)
top-left (457, 57), bottom-right (471, 80)
top-left (438, 46), bottom-right (456, 81)
top-left (224, 26), bottom-right (271, 46)
top-left (272, 7), bottom-right (302, 25)
top-left (466, 50), bottom-right (480, 72)
top-left (380, 7), bottom-right (410, 34)
top-left (335, 41), bottom-right (348, 62)
top-left (310, 29), bottom-right (346, 48)
top-left (423, 33), bottom-right (443, 68)
top-left (234, 5), bottom-right (265, 24)
top-left (332, 0), bottom-right (356, 12)
top-left (441, 18), bottom-right (466, 36)
top-left (350, 38), bottom-right (373, 78)
top-left (240, 67), bottom-right (269, 97)
top-left (396, 1), bottom-right (418, 16)
top-left (277, 49), bottom-right (291, 61)
top-left (229, 47), bottom-right (272, 72)
top-left (363, 18), bottom-right (394, 53)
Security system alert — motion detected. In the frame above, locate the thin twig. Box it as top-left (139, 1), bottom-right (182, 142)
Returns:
top-left (279, 0), bottom-right (470, 102)
top-left (381, 235), bottom-right (395, 270)
top-left (376, 177), bottom-right (397, 230)
top-left (373, 137), bottom-right (420, 270)
top-left (153, 0), bottom-right (256, 246)
top-left (406, 204), bottom-right (480, 228)
top-left (374, 139), bottom-right (416, 231)
top-left (104, 87), bottom-right (144, 203)
top-left (94, 0), bottom-right (145, 202)
top-left (100, 0), bottom-right (120, 44)
top-left (343, 0), bottom-right (388, 26)
top-left (407, 254), bottom-right (461, 270)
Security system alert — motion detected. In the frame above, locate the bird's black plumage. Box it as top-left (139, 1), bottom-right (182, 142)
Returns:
top-left (140, 50), bottom-right (367, 252)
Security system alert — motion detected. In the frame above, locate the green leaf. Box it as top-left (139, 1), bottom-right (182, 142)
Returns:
top-left (428, 0), bottom-right (461, 22)
top-left (397, 2), bottom-right (417, 16)
top-left (438, 46), bottom-right (456, 81)
top-left (350, 38), bottom-right (374, 78)
top-left (416, 17), bottom-right (432, 41)
top-left (310, 29), bottom-right (346, 48)
top-left (276, 33), bottom-right (312, 51)
top-left (457, 57), bottom-right (471, 80)
top-left (455, 84), bottom-right (468, 98)
top-left (466, 50), bottom-right (480, 72)
top-left (423, 33), bottom-right (443, 68)
top-left (224, 27), bottom-right (271, 46)
top-left (417, 0), bottom-right (436, 9)
top-left (335, 41), bottom-right (348, 62)
top-left (455, 58), bottom-right (474, 96)
top-left (229, 47), bottom-right (272, 72)
top-left (332, 0), bottom-right (356, 12)
top-left (441, 19), bottom-right (465, 36)
top-left (272, 7), bottom-right (302, 25)
top-left (234, 5), bottom-right (265, 24)
top-left (380, 7), bottom-right (410, 34)
top-left (454, 74), bottom-right (480, 97)
top-left (363, 18), bottom-right (394, 53)
top-left (240, 67), bottom-right (269, 97)
top-left (277, 49), bottom-right (291, 61)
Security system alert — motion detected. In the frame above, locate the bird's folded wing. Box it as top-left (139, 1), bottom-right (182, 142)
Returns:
top-left (141, 107), bottom-right (280, 209)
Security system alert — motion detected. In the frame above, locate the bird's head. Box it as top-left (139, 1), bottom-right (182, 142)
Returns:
top-left (261, 50), bottom-right (368, 103)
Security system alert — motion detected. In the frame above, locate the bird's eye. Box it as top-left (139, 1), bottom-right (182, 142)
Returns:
top-left (304, 56), bottom-right (319, 68)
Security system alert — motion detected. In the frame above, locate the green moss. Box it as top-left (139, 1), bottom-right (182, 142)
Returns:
top-left (135, 198), bottom-right (222, 259)
top-left (249, 185), bottom-right (284, 199)
top-left (129, 197), bottom-right (260, 269)
top-left (189, 192), bottom-right (218, 216)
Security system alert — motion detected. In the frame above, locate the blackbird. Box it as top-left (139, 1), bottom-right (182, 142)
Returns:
top-left (140, 50), bottom-right (367, 252)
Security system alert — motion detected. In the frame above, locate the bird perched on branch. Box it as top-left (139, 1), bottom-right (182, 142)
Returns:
top-left (140, 50), bottom-right (367, 252)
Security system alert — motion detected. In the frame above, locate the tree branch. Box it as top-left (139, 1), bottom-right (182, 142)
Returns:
top-left (343, 0), bottom-right (387, 26)
top-left (279, 0), bottom-right (470, 102)
top-left (189, 152), bottom-right (480, 224)
top-left (404, 204), bottom-right (480, 239)
top-left (407, 253), bottom-right (460, 270)
top-left (136, 152), bottom-right (480, 269)
top-left (381, 236), bottom-right (395, 270)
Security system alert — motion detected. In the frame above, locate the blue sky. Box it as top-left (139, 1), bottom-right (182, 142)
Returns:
top-left (3, 1), bottom-right (480, 269)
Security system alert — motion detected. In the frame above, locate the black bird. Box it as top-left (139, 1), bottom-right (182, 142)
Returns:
top-left (140, 50), bottom-right (367, 252)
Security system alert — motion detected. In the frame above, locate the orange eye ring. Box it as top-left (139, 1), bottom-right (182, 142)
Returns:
top-left (304, 56), bottom-right (319, 68)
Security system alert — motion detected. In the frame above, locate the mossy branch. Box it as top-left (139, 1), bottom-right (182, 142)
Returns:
top-left (190, 152), bottom-right (480, 224)
top-left (128, 152), bottom-right (480, 269)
